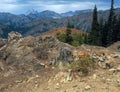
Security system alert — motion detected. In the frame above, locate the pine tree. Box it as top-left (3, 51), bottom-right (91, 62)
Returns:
top-left (88, 5), bottom-right (100, 45)
top-left (102, 22), bottom-right (108, 46)
top-left (65, 22), bottom-right (73, 44)
top-left (107, 0), bottom-right (115, 46)
top-left (116, 15), bottom-right (120, 41)
top-left (67, 21), bottom-right (74, 28)
top-left (98, 17), bottom-right (104, 46)
top-left (91, 5), bottom-right (98, 31)
top-left (84, 34), bottom-right (88, 44)
top-left (112, 15), bottom-right (118, 42)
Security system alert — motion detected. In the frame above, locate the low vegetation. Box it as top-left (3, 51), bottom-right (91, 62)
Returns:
top-left (117, 45), bottom-right (120, 51)
top-left (69, 57), bottom-right (95, 76)
top-left (56, 24), bottom-right (88, 47)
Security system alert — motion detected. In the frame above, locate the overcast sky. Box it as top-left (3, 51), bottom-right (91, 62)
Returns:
top-left (0, 0), bottom-right (119, 14)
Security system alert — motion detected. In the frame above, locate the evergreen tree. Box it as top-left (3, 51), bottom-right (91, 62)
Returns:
top-left (98, 17), bottom-right (104, 46)
top-left (65, 22), bottom-right (73, 44)
top-left (88, 5), bottom-right (100, 45)
top-left (67, 21), bottom-right (74, 28)
top-left (91, 5), bottom-right (98, 31)
top-left (102, 22), bottom-right (108, 46)
top-left (84, 34), bottom-right (88, 44)
top-left (116, 15), bottom-right (120, 40)
top-left (112, 15), bottom-right (118, 42)
top-left (107, 0), bottom-right (115, 46)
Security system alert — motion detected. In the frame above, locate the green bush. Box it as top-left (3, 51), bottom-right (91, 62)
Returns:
top-left (71, 40), bottom-right (80, 47)
top-left (69, 57), bottom-right (95, 76)
top-left (117, 45), bottom-right (120, 51)
top-left (56, 32), bottom-right (88, 47)
top-left (56, 32), bottom-right (66, 43)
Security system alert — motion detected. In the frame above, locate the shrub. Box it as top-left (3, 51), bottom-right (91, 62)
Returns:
top-left (71, 40), bottom-right (80, 47)
top-left (117, 45), bottom-right (120, 51)
top-left (56, 32), bottom-right (88, 47)
top-left (69, 57), bottom-right (95, 76)
top-left (56, 32), bottom-right (66, 43)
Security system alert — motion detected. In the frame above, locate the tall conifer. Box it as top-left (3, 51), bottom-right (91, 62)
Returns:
top-left (65, 21), bottom-right (73, 44)
top-left (89, 5), bottom-right (100, 45)
top-left (107, 0), bottom-right (115, 46)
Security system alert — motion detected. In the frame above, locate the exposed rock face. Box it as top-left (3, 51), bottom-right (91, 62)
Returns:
top-left (0, 32), bottom-right (119, 71)
top-left (8, 31), bottom-right (22, 41)
top-left (0, 32), bottom-right (74, 73)
top-left (57, 47), bottom-right (73, 62)
top-left (0, 32), bottom-right (120, 92)
top-left (0, 32), bottom-right (119, 70)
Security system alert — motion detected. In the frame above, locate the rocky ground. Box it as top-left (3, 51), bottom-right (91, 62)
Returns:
top-left (0, 32), bottom-right (120, 92)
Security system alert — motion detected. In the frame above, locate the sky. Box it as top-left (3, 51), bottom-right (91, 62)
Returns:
top-left (0, 0), bottom-right (119, 14)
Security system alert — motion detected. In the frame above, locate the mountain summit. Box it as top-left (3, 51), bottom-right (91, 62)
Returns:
top-left (0, 31), bottom-right (120, 92)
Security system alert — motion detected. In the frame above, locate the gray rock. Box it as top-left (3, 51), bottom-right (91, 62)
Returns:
top-left (8, 31), bottom-right (22, 41)
top-left (57, 47), bottom-right (73, 62)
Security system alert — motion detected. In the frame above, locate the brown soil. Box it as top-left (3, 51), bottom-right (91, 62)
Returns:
top-left (1, 56), bottom-right (120, 92)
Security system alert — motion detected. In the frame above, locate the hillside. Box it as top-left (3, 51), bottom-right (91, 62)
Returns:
top-left (0, 9), bottom-right (93, 27)
top-left (0, 25), bottom-right (16, 38)
top-left (0, 31), bottom-right (120, 92)
top-left (41, 27), bottom-right (85, 36)
top-left (17, 8), bottom-right (120, 36)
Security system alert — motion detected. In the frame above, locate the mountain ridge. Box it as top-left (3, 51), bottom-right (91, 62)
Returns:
top-left (0, 9), bottom-right (94, 27)
top-left (0, 8), bottom-right (120, 38)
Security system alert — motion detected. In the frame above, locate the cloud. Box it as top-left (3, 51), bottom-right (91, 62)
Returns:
top-left (0, 0), bottom-right (119, 14)
top-left (0, 0), bottom-right (17, 4)
top-left (41, 2), bottom-right (96, 13)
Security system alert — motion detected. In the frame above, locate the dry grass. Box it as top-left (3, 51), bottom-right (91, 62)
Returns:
top-left (41, 27), bottom-right (86, 36)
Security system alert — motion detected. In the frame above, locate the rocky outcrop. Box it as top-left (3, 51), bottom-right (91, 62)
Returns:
top-left (0, 32), bottom-right (119, 71)
top-left (0, 32), bottom-right (74, 73)
top-left (8, 31), bottom-right (22, 41)
top-left (57, 47), bottom-right (73, 62)
top-left (0, 31), bottom-right (120, 92)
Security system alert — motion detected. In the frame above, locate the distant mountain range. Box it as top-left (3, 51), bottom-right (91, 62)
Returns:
top-left (0, 9), bottom-right (93, 26)
top-left (61, 9), bottom-right (93, 17)
top-left (0, 8), bottom-right (120, 38)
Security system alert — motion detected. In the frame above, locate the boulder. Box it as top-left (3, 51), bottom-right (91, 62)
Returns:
top-left (57, 47), bottom-right (73, 62)
top-left (8, 31), bottom-right (22, 41)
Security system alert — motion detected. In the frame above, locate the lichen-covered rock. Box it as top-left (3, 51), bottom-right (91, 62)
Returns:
top-left (8, 31), bottom-right (22, 41)
top-left (57, 47), bottom-right (73, 62)
top-left (0, 31), bottom-right (119, 77)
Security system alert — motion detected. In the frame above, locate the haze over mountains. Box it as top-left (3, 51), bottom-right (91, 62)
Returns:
top-left (0, 9), bottom-right (93, 25)
top-left (0, 8), bottom-right (120, 38)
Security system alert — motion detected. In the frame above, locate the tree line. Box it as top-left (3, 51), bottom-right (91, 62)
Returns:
top-left (56, 23), bottom-right (88, 47)
top-left (57, 0), bottom-right (120, 47)
top-left (89, 0), bottom-right (120, 47)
